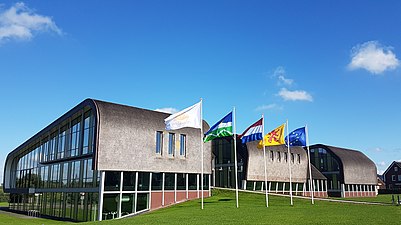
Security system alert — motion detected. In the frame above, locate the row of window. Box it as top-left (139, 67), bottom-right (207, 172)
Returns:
top-left (104, 171), bottom-right (209, 192)
top-left (102, 171), bottom-right (209, 221)
top-left (9, 192), bottom-right (98, 222)
top-left (15, 110), bottom-right (95, 176)
top-left (155, 131), bottom-right (186, 157)
top-left (269, 151), bottom-right (301, 164)
top-left (15, 158), bottom-right (98, 189)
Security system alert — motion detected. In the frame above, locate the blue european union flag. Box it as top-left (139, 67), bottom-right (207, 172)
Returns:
top-left (285, 127), bottom-right (306, 146)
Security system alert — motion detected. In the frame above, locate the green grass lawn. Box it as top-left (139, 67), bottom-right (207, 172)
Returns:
top-left (0, 202), bottom-right (8, 207)
top-left (1, 190), bottom-right (401, 225)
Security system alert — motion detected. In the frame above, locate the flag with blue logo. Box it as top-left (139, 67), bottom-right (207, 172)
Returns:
top-left (285, 127), bottom-right (306, 146)
top-left (204, 112), bottom-right (233, 142)
top-left (239, 118), bottom-right (263, 144)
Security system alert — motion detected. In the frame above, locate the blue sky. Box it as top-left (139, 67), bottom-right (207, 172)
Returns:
top-left (1, 0), bottom-right (401, 182)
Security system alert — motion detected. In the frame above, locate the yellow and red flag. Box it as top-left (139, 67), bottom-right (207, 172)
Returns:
top-left (257, 123), bottom-right (286, 148)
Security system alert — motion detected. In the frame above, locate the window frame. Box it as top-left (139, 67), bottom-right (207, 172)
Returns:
top-left (179, 134), bottom-right (186, 157)
top-left (168, 133), bottom-right (175, 156)
top-left (155, 131), bottom-right (163, 155)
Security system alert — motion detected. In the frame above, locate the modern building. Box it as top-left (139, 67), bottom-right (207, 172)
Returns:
top-left (383, 161), bottom-right (401, 190)
top-left (212, 139), bottom-right (377, 198)
top-left (308, 144), bottom-right (377, 197)
top-left (3, 99), bottom-right (211, 222)
top-left (212, 137), bottom-right (327, 197)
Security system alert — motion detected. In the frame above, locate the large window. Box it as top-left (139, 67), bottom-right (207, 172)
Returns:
top-left (180, 134), bottom-right (186, 156)
top-left (123, 172), bottom-right (136, 191)
top-left (58, 125), bottom-right (68, 159)
top-left (82, 111), bottom-right (93, 155)
top-left (156, 131), bottom-right (163, 154)
top-left (70, 161), bottom-right (81, 188)
top-left (69, 117), bottom-right (81, 157)
top-left (168, 133), bottom-right (175, 156)
top-left (104, 171), bottom-right (120, 191)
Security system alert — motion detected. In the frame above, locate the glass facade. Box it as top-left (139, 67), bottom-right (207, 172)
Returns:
top-left (310, 147), bottom-right (342, 193)
top-left (8, 107), bottom-right (99, 222)
top-left (101, 171), bottom-right (209, 221)
top-left (212, 137), bottom-right (246, 189)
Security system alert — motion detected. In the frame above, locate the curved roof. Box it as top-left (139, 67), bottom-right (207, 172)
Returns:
top-left (310, 144), bottom-right (377, 185)
top-left (4, 98), bottom-right (211, 189)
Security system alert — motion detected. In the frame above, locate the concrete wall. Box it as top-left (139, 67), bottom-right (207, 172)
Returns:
top-left (246, 142), bottom-right (307, 183)
top-left (95, 100), bottom-right (211, 174)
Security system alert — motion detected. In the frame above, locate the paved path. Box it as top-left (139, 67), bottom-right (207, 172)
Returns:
top-left (213, 187), bottom-right (393, 206)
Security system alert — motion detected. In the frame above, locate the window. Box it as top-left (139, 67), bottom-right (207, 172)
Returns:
top-left (69, 117), bottom-right (81, 157)
top-left (82, 111), bottom-right (92, 155)
top-left (168, 133), bottom-right (175, 156)
top-left (156, 131), bottom-right (163, 154)
top-left (392, 175), bottom-right (396, 181)
top-left (398, 175), bottom-right (401, 181)
top-left (277, 152), bottom-right (281, 162)
top-left (270, 151), bottom-right (274, 161)
top-left (58, 125), bottom-right (68, 159)
top-left (180, 134), bottom-right (186, 156)
top-left (297, 154), bottom-right (301, 163)
top-left (395, 167), bottom-right (398, 172)
top-left (284, 152), bottom-right (288, 162)
top-left (291, 153), bottom-right (295, 163)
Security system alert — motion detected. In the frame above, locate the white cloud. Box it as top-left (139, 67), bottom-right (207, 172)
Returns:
top-left (272, 66), bottom-right (294, 86)
top-left (155, 107), bottom-right (178, 114)
top-left (255, 104), bottom-right (283, 111)
top-left (0, 2), bottom-right (62, 43)
top-left (374, 147), bottom-right (383, 152)
top-left (376, 161), bottom-right (386, 167)
top-left (278, 88), bottom-right (313, 102)
top-left (348, 41), bottom-right (399, 74)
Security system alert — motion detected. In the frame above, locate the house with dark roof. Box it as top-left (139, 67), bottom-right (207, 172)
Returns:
top-left (383, 161), bottom-right (401, 190)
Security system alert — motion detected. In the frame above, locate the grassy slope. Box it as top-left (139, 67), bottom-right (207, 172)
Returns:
top-left (0, 190), bottom-right (400, 225)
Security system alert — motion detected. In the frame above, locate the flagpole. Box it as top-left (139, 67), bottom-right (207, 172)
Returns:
top-left (305, 124), bottom-right (314, 204)
top-left (286, 119), bottom-right (293, 206)
top-left (262, 114), bottom-right (269, 207)
top-left (233, 107), bottom-right (239, 208)
top-left (200, 98), bottom-right (204, 209)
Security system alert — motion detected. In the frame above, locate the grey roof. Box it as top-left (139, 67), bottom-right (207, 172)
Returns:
top-left (308, 164), bottom-right (327, 180)
top-left (311, 144), bottom-right (377, 185)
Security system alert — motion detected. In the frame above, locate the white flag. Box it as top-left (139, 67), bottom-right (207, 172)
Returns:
top-left (164, 102), bottom-right (201, 130)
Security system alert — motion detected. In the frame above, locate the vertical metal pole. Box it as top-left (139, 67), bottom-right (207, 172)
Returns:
top-left (286, 120), bottom-right (293, 205)
top-left (262, 115), bottom-right (269, 207)
top-left (200, 99), bottom-right (204, 209)
top-left (174, 173), bottom-right (177, 203)
top-left (233, 107), bottom-right (239, 208)
top-left (149, 173), bottom-right (152, 210)
top-left (98, 171), bottom-right (104, 221)
top-left (134, 172), bottom-right (138, 213)
top-left (162, 173), bottom-right (165, 206)
top-left (118, 172), bottom-right (123, 218)
top-left (305, 125), bottom-right (314, 204)
top-left (186, 173), bottom-right (189, 200)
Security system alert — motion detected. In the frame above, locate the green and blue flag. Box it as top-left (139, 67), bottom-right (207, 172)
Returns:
top-left (204, 112), bottom-right (233, 142)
